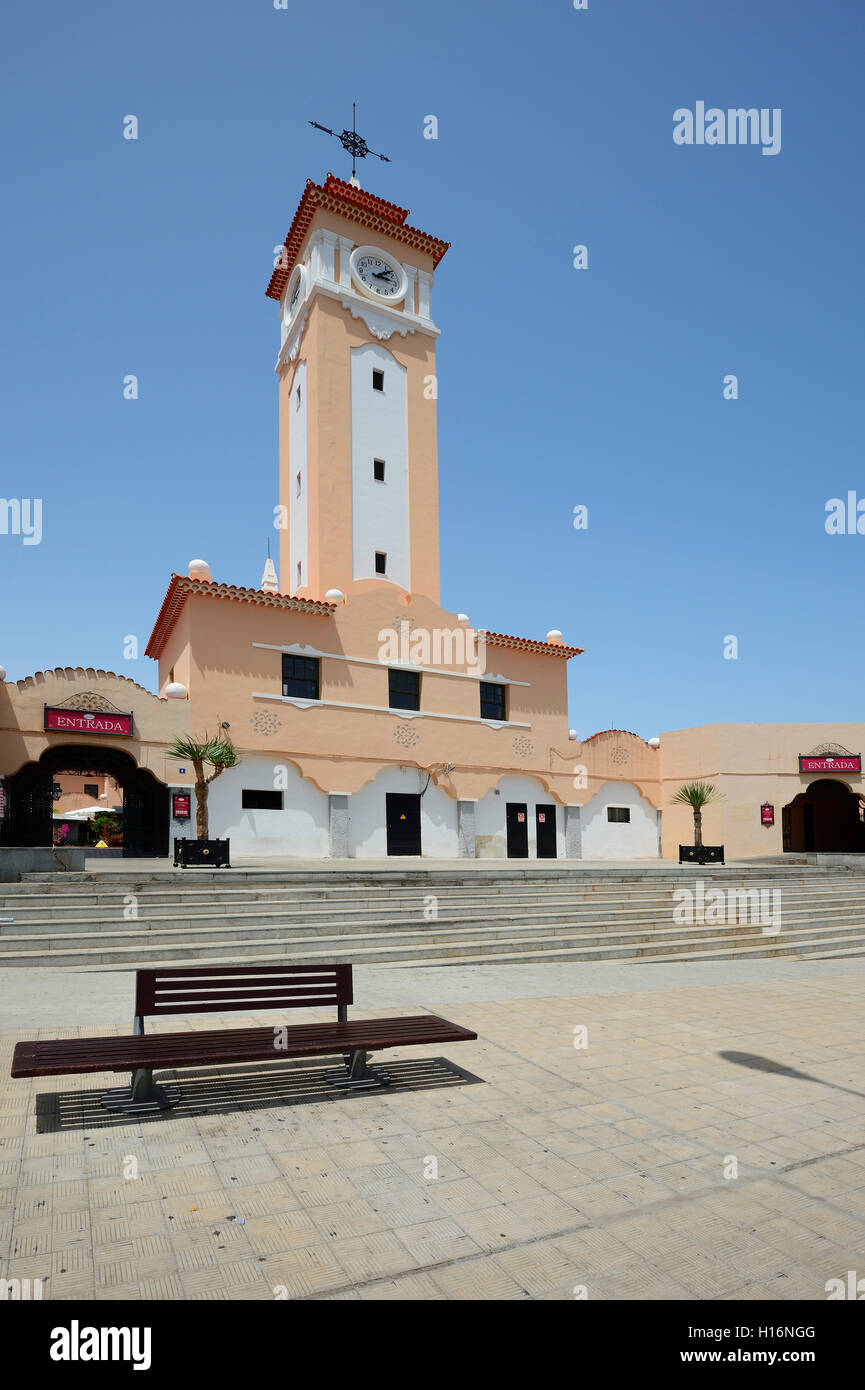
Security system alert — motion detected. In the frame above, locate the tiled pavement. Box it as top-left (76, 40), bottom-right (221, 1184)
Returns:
top-left (1, 973), bottom-right (864, 1301)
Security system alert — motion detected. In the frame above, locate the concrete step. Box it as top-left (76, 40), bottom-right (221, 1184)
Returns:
top-left (3, 892), bottom-right (864, 939)
top-left (2, 914), bottom-right (864, 969)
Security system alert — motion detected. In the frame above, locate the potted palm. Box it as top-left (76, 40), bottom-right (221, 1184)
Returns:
top-left (167, 729), bottom-right (238, 868)
top-left (671, 781), bottom-right (726, 865)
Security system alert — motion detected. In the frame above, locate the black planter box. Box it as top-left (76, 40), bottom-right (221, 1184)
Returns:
top-left (679, 844), bottom-right (725, 865)
top-left (174, 837), bottom-right (231, 868)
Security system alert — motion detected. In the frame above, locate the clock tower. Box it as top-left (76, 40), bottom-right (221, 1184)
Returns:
top-left (266, 176), bottom-right (450, 603)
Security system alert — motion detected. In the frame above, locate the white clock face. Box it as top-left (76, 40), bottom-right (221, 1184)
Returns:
top-left (352, 250), bottom-right (405, 302)
top-left (284, 266), bottom-right (304, 325)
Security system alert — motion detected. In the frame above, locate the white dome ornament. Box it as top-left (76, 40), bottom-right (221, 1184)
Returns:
top-left (165, 682), bottom-right (187, 700)
top-left (546, 629), bottom-right (565, 645)
top-left (324, 589), bottom-right (345, 604)
top-left (568, 730), bottom-right (578, 741)
top-left (648, 737), bottom-right (660, 748)
top-left (188, 559), bottom-right (211, 582)
top-left (0, 666), bottom-right (6, 683)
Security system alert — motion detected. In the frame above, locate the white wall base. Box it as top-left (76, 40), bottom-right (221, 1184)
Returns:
top-left (206, 759), bottom-right (330, 858)
top-left (580, 781), bottom-right (660, 859)
top-left (474, 775), bottom-right (566, 859)
top-left (349, 766), bottom-right (459, 858)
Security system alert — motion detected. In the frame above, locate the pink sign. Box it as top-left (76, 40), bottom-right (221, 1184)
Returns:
top-left (44, 706), bottom-right (133, 737)
top-left (799, 754), bottom-right (860, 773)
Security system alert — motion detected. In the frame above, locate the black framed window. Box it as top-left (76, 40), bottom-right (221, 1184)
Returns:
top-left (389, 668), bottom-right (420, 711)
top-left (242, 789), bottom-right (283, 810)
top-left (373, 458), bottom-right (385, 481)
top-left (607, 807), bottom-right (630, 823)
top-left (480, 682), bottom-right (507, 721)
top-left (375, 551), bottom-right (387, 574)
top-left (282, 653), bottom-right (320, 700)
top-left (372, 368), bottom-right (384, 391)
top-left (83, 783), bottom-right (99, 798)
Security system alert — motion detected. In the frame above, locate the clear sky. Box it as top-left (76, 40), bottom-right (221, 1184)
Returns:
top-left (1, 0), bottom-right (862, 741)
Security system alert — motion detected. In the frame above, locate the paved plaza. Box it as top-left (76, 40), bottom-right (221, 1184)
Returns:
top-left (1, 958), bottom-right (864, 1301)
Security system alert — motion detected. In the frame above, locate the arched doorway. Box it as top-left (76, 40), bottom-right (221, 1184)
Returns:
top-left (3, 745), bottom-right (169, 857)
top-left (782, 779), bottom-right (865, 854)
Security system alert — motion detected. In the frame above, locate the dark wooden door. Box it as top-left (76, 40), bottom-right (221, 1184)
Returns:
top-left (536, 804), bottom-right (557, 858)
top-left (4, 776), bottom-right (54, 845)
top-left (506, 802), bottom-right (528, 858)
top-left (386, 793), bottom-right (422, 856)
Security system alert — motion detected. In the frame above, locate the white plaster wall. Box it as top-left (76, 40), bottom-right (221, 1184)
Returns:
top-left (348, 766), bottom-right (459, 858)
top-left (580, 781), bottom-right (660, 859)
top-left (474, 775), bottom-right (565, 859)
top-left (350, 343), bottom-right (409, 589)
top-left (206, 758), bottom-right (329, 857)
top-left (289, 359), bottom-right (308, 595)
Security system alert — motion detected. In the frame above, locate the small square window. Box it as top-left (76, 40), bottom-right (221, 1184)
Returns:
top-left (282, 653), bottom-right (319, 700)
top-left (389, 668), bottom-right (420, 711)
top-left (84, 783), bottom-right (99, 799)
top-left (373, 458), bottom-right (385, 482)
top-left (607, 807), bottom-right (630, 823)
top-left (372, 369), bottom-right (384, 392)
top-left (480, 682), bottom-right (507, 722)
top-left (375, 551), bottom-right (387, 574)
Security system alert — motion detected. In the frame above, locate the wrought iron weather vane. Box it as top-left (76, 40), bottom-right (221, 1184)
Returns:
top-left (308, 103), bottom-right (391, 181)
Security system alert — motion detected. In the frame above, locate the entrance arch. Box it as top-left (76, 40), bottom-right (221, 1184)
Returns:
top-left (782, 778), bottom-right (865, 854)
top-left (3, 745), bottom-right (169, 857)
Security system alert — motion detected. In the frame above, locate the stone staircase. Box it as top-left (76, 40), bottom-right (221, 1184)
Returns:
top-left (1, 863), bottom-right (864, 970)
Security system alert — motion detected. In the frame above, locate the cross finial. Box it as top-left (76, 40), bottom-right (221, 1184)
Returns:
top-left (309, 103), bottom-right (391, 182)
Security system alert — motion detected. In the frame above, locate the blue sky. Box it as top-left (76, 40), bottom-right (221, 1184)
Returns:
top-left (1, 0), bottom-right (862, 740)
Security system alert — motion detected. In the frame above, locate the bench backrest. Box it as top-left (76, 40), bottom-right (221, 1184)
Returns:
top-left (134, 964), bottom-right (353, 1024)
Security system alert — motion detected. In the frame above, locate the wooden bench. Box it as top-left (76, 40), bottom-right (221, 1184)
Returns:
top-left (11, 964), bottom-right (478, 1114)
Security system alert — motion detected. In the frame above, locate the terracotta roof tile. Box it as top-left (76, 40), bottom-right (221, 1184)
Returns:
top-left (266, 174), bottom-right (450, 301)
top-left (145, 575), bottom-right (335, 660)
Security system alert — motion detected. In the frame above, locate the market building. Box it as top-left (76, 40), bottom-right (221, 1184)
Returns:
top-left (1, 173), bottom-right (863, 862)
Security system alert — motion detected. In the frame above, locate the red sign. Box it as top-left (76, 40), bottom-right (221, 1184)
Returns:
top-left (173, 793), bottom-right (191, 820)
top-left (44, 706), bottom-right (133, 736)
top-left (761, 803), bottom-right (774, 826)
top-left (799, 754), bottom-right (861, 773)
top-left (538, 813), bottom-right (546, 823)
top-left (517, 813), bottom-right (525, 823)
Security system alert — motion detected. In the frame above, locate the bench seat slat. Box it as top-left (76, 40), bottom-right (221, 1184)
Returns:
top-left (11, 1015), bottom-right (477, 1079)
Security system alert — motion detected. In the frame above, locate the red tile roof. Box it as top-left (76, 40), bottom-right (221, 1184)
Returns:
top-left (145, 575), bottom-right (335, 660)
top-left (482, 631), bottom-right (584, 659)
top-left (265, 174), bottom-right (450, 301)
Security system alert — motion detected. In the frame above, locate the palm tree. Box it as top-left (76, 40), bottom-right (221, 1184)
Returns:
top-left (670, 781), bottom-right (725, 848)
top-left (166, 730), bottom-right (238, 841)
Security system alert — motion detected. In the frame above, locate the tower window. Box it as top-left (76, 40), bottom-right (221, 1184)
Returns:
top-left (282, 653), bottom-right (320, 701)
top-left (373, 458), bottom-right (385, 482)
top-left (480, 681), bottom-right (507, 722)
top-left (295, 384), bottom-right (302, 409)
top-left (296, 472), bottom-right (301, 497)
top-left (389, 668), bottom-right (420, 711)
top-left (296, 561), bottom-right (302, 586)
top-left (375, 551), bottom-right (387, 575)
top-left (84, 783), bottom-right (99, 799)
top-left (607, 807), bottom-right (631, 823)
top-left (372, 369), bottom-right (384, 392)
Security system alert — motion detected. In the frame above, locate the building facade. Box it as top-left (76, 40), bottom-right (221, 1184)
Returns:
top-left (1, 173), bottom-right (862, 861)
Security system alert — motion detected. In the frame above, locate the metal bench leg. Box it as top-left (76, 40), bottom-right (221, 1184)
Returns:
top-left (99, 1068), bottom-right (182, 1114)
top-left (324, 1048), bottom-right (391, 1091)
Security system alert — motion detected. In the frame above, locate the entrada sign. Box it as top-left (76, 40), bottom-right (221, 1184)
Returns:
top-left (799, 754), bottom-right (861, 773)
top-left (44, 706), bottom-right (133, 737)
